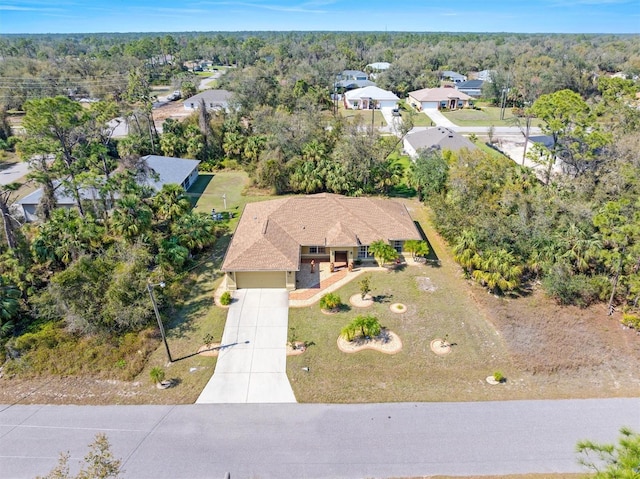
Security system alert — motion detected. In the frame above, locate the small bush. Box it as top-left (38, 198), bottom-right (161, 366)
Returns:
top-left (319, 293), bottom-right (341, 311)
top-left (542, 264), bottom-right (600, 307)
top-left (622, 313), bottom-right (640, 330)
top-left (220, 291), bottom-right (232, 306)
top-left (150, 366), bottom-right (165, 384)
top-left (493, 371), bottom-right (505, 382)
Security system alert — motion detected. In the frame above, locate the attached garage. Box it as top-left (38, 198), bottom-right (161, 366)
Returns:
top-left (234, 271), bottom-right (287, 289)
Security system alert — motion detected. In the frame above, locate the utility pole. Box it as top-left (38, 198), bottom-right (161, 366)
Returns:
top-left (147, 281), bottom-right (173, 363)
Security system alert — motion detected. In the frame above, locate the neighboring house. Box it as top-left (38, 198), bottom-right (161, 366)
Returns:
top-left (440, 70), bottom-right (467, 83)
top-left (334, 70), bottom-right (375, 91)
top-left (183, 89), bottom-right (233, 112)
top-left (16, 155), bottom-right (200, 222)
top-left (221, 193), bottom-right (422, 290)
top-left (366, 62), bottom-right (391, 71)
top-left (473, 69), bottom-right (494, 82)
top-left (455, 80), bottom-right (485, 98)
top-left (407, 87), bottom-right (473, 111)
top-left (366, 62), bottom-right (391, 80)
top-left (344, 86), bottom-right (400, 110)
top-left (403, 127), bottom-right (477, 159)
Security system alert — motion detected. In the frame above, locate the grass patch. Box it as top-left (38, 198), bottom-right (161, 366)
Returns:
top-left (441, 106), bottom-right (545, 128)
top-left (337, 102), bottom-right (386, 127)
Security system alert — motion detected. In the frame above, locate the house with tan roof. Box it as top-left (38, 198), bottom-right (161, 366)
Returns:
top-left (407, 87), bottom-right (473, 111)
top-left (221, 194), bottom-right (422, 290)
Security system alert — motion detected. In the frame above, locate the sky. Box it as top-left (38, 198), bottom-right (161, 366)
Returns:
top-left (0, 0), bottom-right (638, 35)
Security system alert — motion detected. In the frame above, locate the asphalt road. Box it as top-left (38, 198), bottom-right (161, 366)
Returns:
top-left (0, 161), bottom-right (28, 185)
top-left (1, 398), bottom-right (638, 478)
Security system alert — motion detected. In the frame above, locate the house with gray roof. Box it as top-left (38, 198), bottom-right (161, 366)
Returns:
top-left (455, 80), bottom-right (485, 98)
top-left (403, 127), bottom-right (477, 159)
top-left (16, 155), bottom-right (200, 222)
top-left (334, 70), bottom-right (375, 91)
top-left (221, 193), bottom-right (421, 290)
top-left (344, 86), bottom-right (400, 110)
top-left (440, 70), bottom-right (467, 83)
top-left (183, 89), bottom-right (233, 112)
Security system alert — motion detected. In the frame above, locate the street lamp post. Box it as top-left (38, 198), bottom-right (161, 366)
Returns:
top-left (147, 281), bottom-right (173, 363)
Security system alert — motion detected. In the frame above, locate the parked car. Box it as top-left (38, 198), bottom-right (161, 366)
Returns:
top-left (392, 108), bottom-right (401, 117)
top-left (167, 90), bottom-right (181, 101)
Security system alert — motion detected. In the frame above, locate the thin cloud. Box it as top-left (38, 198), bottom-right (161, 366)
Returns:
top-left (194, 1), bottom-right (329, 14)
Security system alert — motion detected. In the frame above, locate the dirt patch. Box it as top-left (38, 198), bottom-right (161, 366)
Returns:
top-left (416, 277), bottom-right (437, 292)
top-left (152, 101), bottom-right (191, 130)
top-left (430, 339), bottom-right (451, 355)
top-left (470, 283), bottom-right (640, 393)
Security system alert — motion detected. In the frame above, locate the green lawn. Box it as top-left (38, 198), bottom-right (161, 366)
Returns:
top-left (337, 102), bottom-right (386, 127)
top-left (442, 106), bottom-right (545, 128)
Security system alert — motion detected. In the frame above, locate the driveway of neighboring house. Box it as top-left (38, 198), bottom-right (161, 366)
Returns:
top-left (422, 108), bottom-right (456, 127)
top-left (196, 289), bottom-right (296, 404)
top-left (0, 161), bottom-right (28, 185)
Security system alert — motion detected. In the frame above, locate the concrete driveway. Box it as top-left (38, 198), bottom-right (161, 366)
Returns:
top-left (196, 289), bottom-right (296, 404)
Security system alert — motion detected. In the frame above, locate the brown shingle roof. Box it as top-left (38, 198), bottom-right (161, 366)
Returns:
top-left (221, 194), bottom-right (421, 272)
top-left (407, 87), bottom-right (472, 102)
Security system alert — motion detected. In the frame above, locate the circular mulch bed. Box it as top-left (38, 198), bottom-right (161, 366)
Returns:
top-left (486, 376), bottom-right (501, 385)
top-left (337, 330), bottom-right (402, 355)
top-left (390, 303), bottom-right (407, 313)
top-left (197, 343), bottom-right (221, 357)
top-left (349, 294), bottom-right (374, 308)
top-left (321, 308), bottom-right (340, 315)
top-left (430, 339), bottom-right (451, 355)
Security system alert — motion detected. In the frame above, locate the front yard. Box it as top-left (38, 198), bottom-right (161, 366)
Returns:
top-left (287, 200), bottom-right (640, 403)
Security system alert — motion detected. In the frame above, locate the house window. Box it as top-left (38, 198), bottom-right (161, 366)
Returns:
top-left (309, 246), bottom-right (326, 254)
top-left (393, 241), bottom-right (403, 253)
top-left (358, 246), bottom-right (371, 258)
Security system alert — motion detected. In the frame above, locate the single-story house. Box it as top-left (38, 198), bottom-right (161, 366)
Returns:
top-left (221, 193), bottom-right (422, 290)
top-left (335, 69), bottom-right (375, 91)
top-left (407, 87), bottom-right (473, 111)
top-left (455, 80), bottom-right (485, 98)
top-left (183, 89), bottom-right (233, 112)
top-left (338, 70), bottom-right (369, 81)
top-left (16, 155), bottom-right (200, 222)
top-left (440, 70), bottom-right (467, 83)
top-left (344, 86), bottom-right (400, 110)
top-left (403, 127), bottom-right (477, 159)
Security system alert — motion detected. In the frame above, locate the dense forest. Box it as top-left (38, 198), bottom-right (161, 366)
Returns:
top-left (0, 31), bottom-right (638, 377)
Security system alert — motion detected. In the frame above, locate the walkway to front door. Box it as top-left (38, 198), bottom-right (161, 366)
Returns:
top-left (196, 289), bottom-right (296, 404)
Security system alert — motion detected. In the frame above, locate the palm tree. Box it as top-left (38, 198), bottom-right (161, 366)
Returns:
top-left (153, 184), bottom-right (191, 222)
top-left (0, 275), bottom-right (20, 335)
top-left (110, 195), bottom-right (153, 242)
top-left (171, 212), bottom-right (217, 252)
top-left (452, 230), bottom-right (480, 274)
top-left (368, 240), bottom-right (399, 267)
top-left (471, 249), bottom-right (523, 294)
top-left (404, 240), bottom-right (429, 260)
